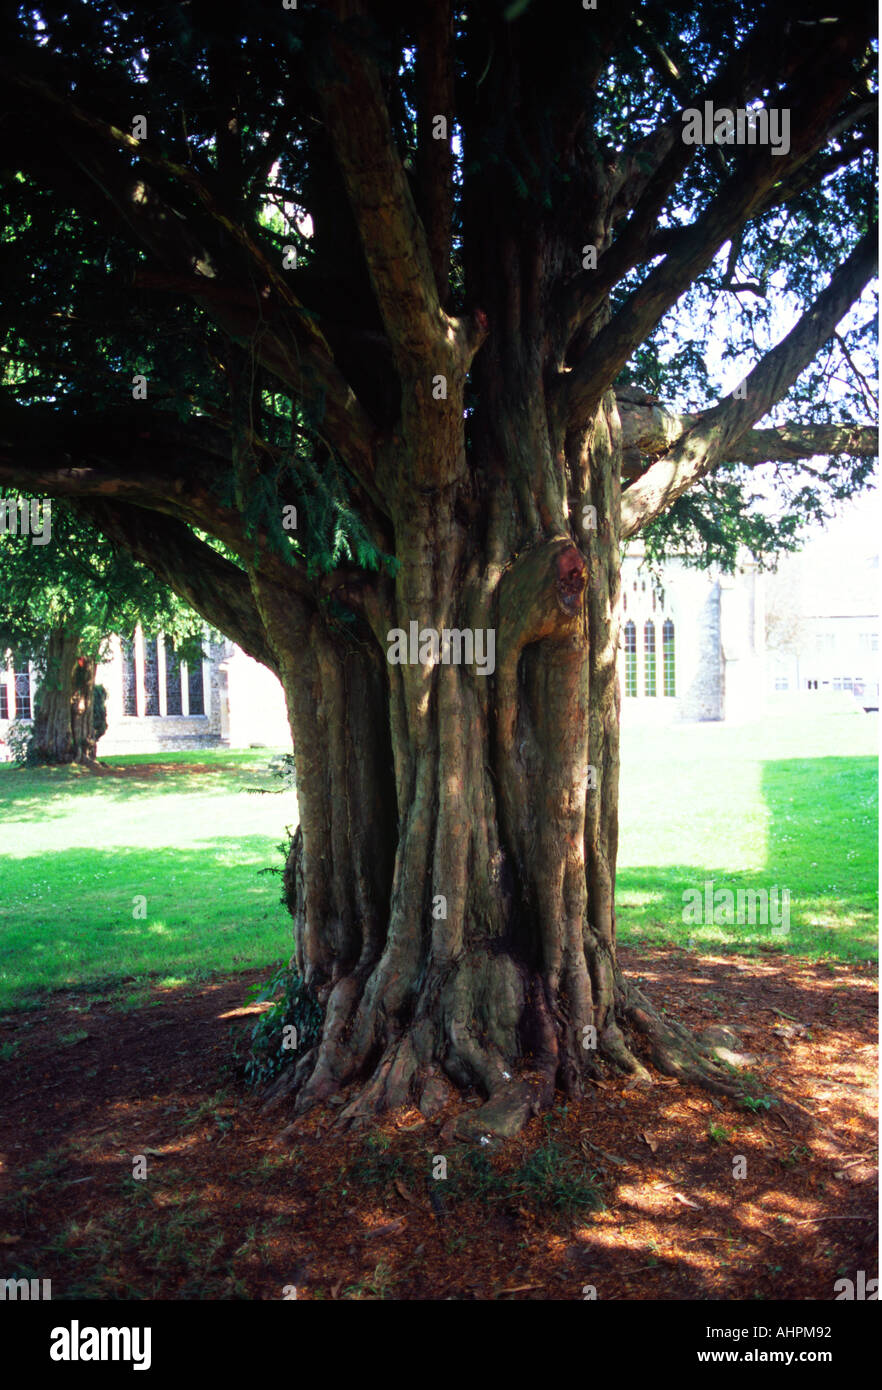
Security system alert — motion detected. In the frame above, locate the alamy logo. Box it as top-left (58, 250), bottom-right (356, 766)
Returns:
top-left (833, 1271), bottom-right (878, 1300)
top-left (682, 103), bottom-right (790, 157)
top-left (386, 622), bottom-right (496, 676)
top-left (0, 497), bottom-right (52, 545)
top-left (682, 879), bottom-right (790, 935)
top-left (1, 1276), bottom-right (52, 1300)
top-left (50, 1320), bottom-right (152, 1371)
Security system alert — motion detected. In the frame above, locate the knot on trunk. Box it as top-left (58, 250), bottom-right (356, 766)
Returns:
top-left (556, 547), bottom-right (587, 613)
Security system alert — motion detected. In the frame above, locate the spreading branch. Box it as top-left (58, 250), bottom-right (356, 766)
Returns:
top-left (0, 404), bottom-right (255, 557)
top-left (2, 63), bottom-right (382, 506)
top-left (617, 393), bottom-right (877, 479)
top-left (621, 226), bottom-right (878, 537)
top-left (69, 500), bottom-right (279, 673)
top-left (557, 13), bottom-right (834, 351)
top-left (556, 16), bottom-right (871, 425)
top-left (313, 5), bottom-right (482, 374)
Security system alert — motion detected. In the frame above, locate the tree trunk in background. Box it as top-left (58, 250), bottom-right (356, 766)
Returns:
top-left (30, 627), bottom-right (80, 764)
top-left (70, 657), bottom-right (99, 763)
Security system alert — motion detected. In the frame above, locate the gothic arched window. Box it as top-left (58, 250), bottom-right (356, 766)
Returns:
top-left (143, 636), bottom-right (160, 716)
top-left (13, 658), bottom-right (32, 719)
top-left (624, 621), bottom-right (637, 697)
top-left (121, 634), bottom-right (137, 716)
top-left (165, 642), bottom-right (183, 716)
top-left (644, 621), bottom-right (656, 696)
top-left (663, 619), bottom-right (676, 697)
top-left (187, 655), bottom-right (205, 715)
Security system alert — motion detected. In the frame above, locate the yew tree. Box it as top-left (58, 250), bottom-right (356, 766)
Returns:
top-left (0, 0), bottom-right (877, 1136)
top-left (0, 497), bottom-right (206, 763)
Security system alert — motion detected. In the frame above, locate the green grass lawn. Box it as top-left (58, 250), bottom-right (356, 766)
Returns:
top-left (0, 749), bottom-right (297, 1010)
top-left (616, 708), bottom-right (878, 963)
top-left (0, 709), bottom-right (876, 1010)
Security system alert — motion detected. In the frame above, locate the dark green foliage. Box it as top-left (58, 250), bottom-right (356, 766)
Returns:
top-left (0, 494), bottom-right (206, 668)
top-left (639, 469), bottom-right (804, 573)
top-left (92, 684), bottom-right (108, 742)
top-left (243, 962), bottom-right (324, 1090)
top-left (0, 1), bottom-right (876, 577)
top-left (235, 446), bottom-right (396, 579)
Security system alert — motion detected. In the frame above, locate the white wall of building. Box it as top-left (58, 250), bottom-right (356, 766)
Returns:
top-left (619, 547), bottom-right (766, 724)
top-left (219, 647), bottom-right (292, 749)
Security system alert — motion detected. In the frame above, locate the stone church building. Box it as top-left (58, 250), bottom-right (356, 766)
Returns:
top-left (5, 521), bottom-right (873, 759)
top-left (619, 541), bottom-right (766, 724)
top-left (0, 630), bottom-right (291, 757)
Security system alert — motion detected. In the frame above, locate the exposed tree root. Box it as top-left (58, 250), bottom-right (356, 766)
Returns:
top-left (260, 968), bottom-right (751, 1142)
top-left (621, 982), bottom-right (744, 1098)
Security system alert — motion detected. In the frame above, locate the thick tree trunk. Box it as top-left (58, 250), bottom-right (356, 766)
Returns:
top-left (228, 77), bottom-right (750, 1134)
top-left (258, 388), bottom-right (738, 1138)
top-left (30, 627), bottom-right (80, 764)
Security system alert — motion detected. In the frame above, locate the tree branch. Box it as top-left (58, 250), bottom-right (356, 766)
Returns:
top-left (620, 227), bottom-right (878, 537)
top-left (415, 0), bottom-right (455, 311)
top-left (313, 4), bottom-right (478, 372)
top-left (556, 16), bottom-right (871, 419)
top-left (557, 13), bottom-right (826, 351)
top-left (734, 423), bottom-right (878, 467)
top-left (0, 403), bottom-right (258, 554)
top-left (617, 394), bottom-right (877, 472)
top-left (2, 64), bottom-right (382, 507)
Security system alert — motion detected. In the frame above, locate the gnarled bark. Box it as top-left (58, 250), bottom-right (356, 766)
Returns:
top-left (30, 627), bottom-right (80, 764)
top-left (29, 629), bottom-right (101, 765)
top-left (258, 384), bottom-right (739, 1141)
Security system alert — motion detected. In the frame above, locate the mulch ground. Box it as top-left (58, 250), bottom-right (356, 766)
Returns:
top-left (0, 947), bottom-right (876, 1300)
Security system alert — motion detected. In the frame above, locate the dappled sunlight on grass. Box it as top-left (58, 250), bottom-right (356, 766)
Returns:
top-left (0, 752), bottom-right (298, 1007)
top-left (617, 710), bottom-right (877, 962)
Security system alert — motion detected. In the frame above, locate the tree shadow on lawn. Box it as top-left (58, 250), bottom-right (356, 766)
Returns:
top-left (616, 865), bottom-right (876, 964)
top-left (617, 753), bottom-right (877, 965)
top-left (0, 759), bottom-right (291, 823)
